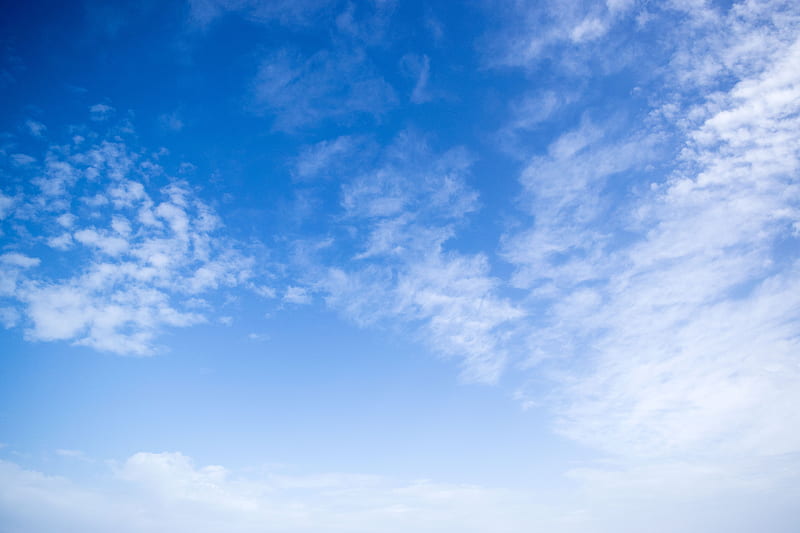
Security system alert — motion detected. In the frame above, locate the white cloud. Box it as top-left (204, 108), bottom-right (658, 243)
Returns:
top-left (1, 450), bottom-right (797, 533)
top-left (251, 47), bottom-right (396, 131)
top-left (0, 252), bottom-right (40, 268)
top-left (89, 103), bottom-right (115, 121)
top-left (0, 128), bottom-right (256, 355)
top-left (503, 117), bottom-right (660, 290)
top-left (250, 284), bottom-right (276, 299)
top-left (56, 213), bottom-right (76, 227)
top-left (563, 456), bottom-right (800, 533)
top-left (0, 307), bottom-right (19, 328)
top-left (502, 0), bottom-right (800, 465)
top-left (55, 449), bottom-right (90, 462)
top-left (24, 119), bottom-right (46, 138)
top-left (0, 192), bottom-right (14, 219)
top-left (481, 0), bottom-right (639, 69)
top-left (567, 6), bottom-right (799, 459)
top-left (293, 135), bottom-right (359, 181)
top-left (665, 0), bottom-right (798, 90)
top-left (159, 111), bottom-right (184, 132)
top-left (283, 285), bottom-right (311, 305)
top-left (313, 133), bottom-right (523, 383)
top-left (392, 252), bottom-right (524, 382)
top-left (0, 451), bottom-right (545, 533)
top-left (187, 0), bottom-right (332, 29)
top-left (73, 228), bottom-right (130, 256)
top-left (495, 90), bottom-right (579, 157)
top-left (10, 153), bottom-right (36, 166)
top-left (46, 233), bottom-right (73, 250)
top-left (400, 53), bottom-right (433, 104)
top-left (333, 0), bottom-right (396, 46)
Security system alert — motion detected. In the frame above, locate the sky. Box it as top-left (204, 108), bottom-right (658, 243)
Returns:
top-left (0, 0), bottom-right (799, 531)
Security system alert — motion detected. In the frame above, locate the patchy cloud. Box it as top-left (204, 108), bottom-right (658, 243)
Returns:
top-left (309, 132), bottom-right (523, 383)
top-left (0, 124), bottom-right (255, 355)
top-left (292, 135), bottom-right (361, 181)
top-left (24, 119), bottom-right (46, 138)
top-left (500, 0), bottom-right (800, 463)
top-left (89, 103), bottom-right (115, 121)
top-left (251, 47), bottom-right (396, 131)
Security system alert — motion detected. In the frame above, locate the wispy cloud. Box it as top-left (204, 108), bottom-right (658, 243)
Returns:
top-left (251, 47), bottom-right (396, 131)
top-left (23, 119), bottom-right (46, 138)
top-left (494, 90), bottom-right (579, 158)
top-left (480, 0), bottom-right (639, 69)
top-left (503, 116), bottom-right (661, 291)
top-left (500, 0), bottom-right (800, 464)
top-left (283, 285), bottom-right (311, 305)
top-left (558, 35), bottom-right (800, 459)
top-left (10, 153), bottom-right (36, 167)
top-left (158, 111), bottom-right (184, 132)
top-left (55, 449), bottom-right (92, 462)
top-left (89, 103), bottom-right (115, 121)
top-left (308, 132), bottom-right (523, 383)
top-left (400, 53), bottom-right (433, 104)
top-left (292, 135), bottom-right (362, 181)
top-left (187, 0), bottom-right (333, 29)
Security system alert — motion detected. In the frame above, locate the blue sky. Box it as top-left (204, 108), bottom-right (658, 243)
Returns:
top-left (1, 0), bottom-right (799, 531)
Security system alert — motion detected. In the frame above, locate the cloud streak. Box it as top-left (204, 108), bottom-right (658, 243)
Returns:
top-left (251, 47), bottom-right (396, 131)
top-left (501, 0), bottom-right (800, 463)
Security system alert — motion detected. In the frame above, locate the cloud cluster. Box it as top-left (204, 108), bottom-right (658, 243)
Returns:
top-left (0, 128), bottom-right (254, 354)
top-left (503, 0), bottom-right (800, 460)
top-left (313, 132), bottom-right (523, 383)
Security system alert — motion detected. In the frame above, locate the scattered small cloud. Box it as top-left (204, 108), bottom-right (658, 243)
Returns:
top-left (0, 192), bottom-right (15, 219)
top-left (158, 111), bottom-right (184, 132)
top-left (55, 449), bottom-right (89, 461)
top-left (10, 153), bottom-right (36, 166)
top-left (89, 103), bottom-right (115, 121)
top-left (0, 123), bottom-right (257, 355)
top-left (0, 308), bottom-right (19, 328)
top-left (1, 252), bottom-right (40, 268)
top-left (24, 119), bottom-right (46, 138)
top-left (283, 285), bottom-right (311, 304)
